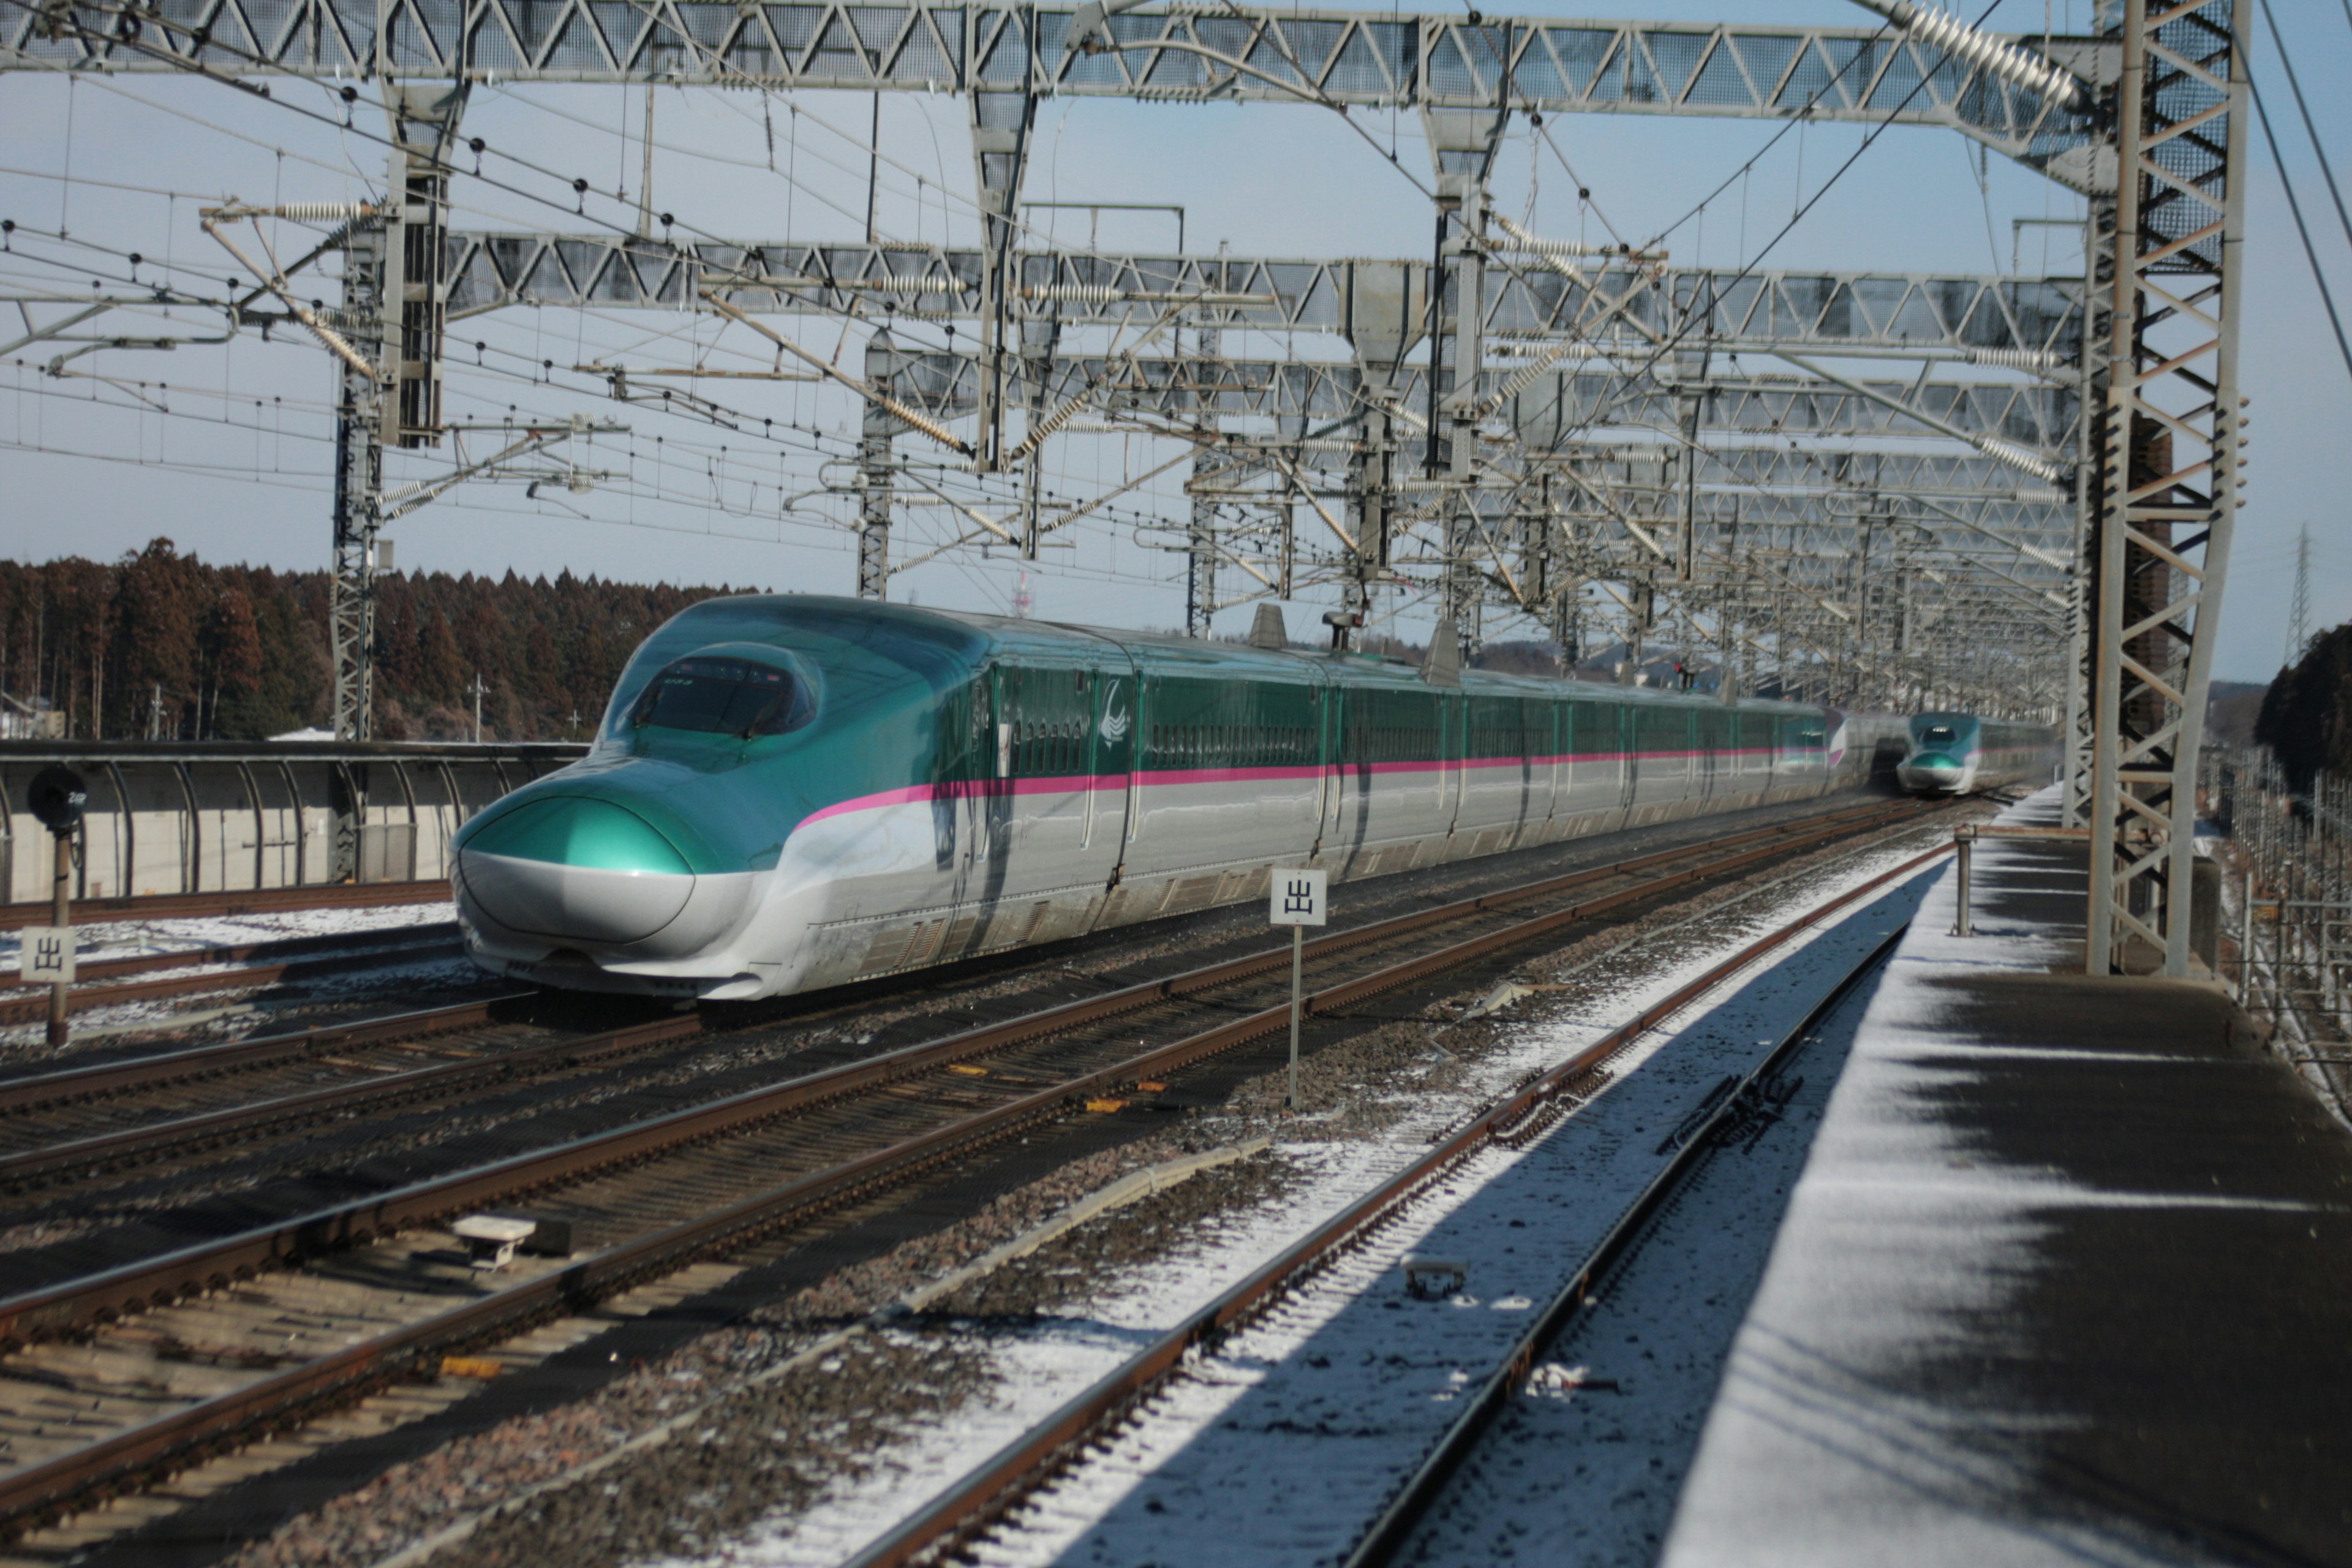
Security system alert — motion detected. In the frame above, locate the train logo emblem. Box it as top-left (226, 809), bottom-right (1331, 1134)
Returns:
top-left (1099, 685), bottom-right (1130, 744)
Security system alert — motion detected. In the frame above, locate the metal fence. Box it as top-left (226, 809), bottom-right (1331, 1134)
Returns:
top-left (0, 742), bottom-right (587, 905)
top-left (2215, 745), bottom-right (2352, 1117)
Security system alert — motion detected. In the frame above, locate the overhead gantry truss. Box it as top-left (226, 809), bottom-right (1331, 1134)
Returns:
top-left (445, 230), bottom-right (2078, 646)
top-left (440, 233), bottom-right (2087, 368)
top-left (0, 0), bottom-right (2108, 187)
top-left (841, 341), bottom-right (2075, 644)
top-left (833, 350), bottom-right (2076, 460)
top-left (1174, 433), bottom-right (2068, 718)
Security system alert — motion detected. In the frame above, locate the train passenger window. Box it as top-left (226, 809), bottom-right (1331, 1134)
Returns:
top-left (633, 656), bottom-right (804, 737)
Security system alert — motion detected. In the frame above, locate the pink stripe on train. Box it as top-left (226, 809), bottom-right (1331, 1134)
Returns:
top-left (797, 747), bottom-right (1813, 829)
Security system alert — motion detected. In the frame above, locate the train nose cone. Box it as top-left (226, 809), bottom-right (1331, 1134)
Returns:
top-left (457, 796), bottom-right (697, 946)
top-left (1900, 752), bottom-right (1962, 790)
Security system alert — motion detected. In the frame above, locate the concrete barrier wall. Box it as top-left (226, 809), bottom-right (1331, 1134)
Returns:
top-left (0, 743), bottom-right (587, 903)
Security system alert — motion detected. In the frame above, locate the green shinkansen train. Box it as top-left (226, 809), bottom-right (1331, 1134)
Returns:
top-left (451, 596), bottom-right (1907, 1000)
top-left (1894, 711), bottom-right (2059, 796)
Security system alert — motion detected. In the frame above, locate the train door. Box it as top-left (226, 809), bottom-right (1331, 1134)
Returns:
top-left (1539, 695), bottom-right (1566, 837)
top-left (1442, 690), bottom-right (1466, 838)
top-left (1697, 707), bottom-right (1717, 804)
top-left (1618, 704), bottom-right (1638, 812)
top-left (940, 663), bottom-right (1012, 914)
top-left (1095, 658), bottom-right (1137, 864)
top-left (999, 665), bottom-right (1096, 899)
top-left (1310, 679), bottom-right (1338, 861)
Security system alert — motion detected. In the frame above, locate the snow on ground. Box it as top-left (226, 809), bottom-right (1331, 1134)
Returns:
top-left (0, 899), bottom-right (457, 970)
top-left (1393, 927), bottom-right (1888, 1567)
top-left (666, 834), bottom-right (1953, 1568)
top-left (1656, 790), bottom-right (2226, 1568)
top-left (0, 952), bottom-right (489, 1049)
top-left (0, 902), bottom-right (472, 1050)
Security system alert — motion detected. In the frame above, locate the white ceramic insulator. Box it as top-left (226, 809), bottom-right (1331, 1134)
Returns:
top-left (1966, 347), bottom-right (2073, 375)
top-left (273, 203), bottom-right (377, 222)
top-left (1978, 435), bottom-right (2067, 484)
top-left (1491, 214), bottom-right (1667, 265)
top-left (1019, 284), bottom-right (1125, 303)
top-left (1488, 341), bottom-right (1587, 409)
top-left (1861, 1), bottom-right (2085, 107)
top-left (1022, 396), bottom-right (1089, 448)
top-left (1491, 340), bottom-right (1603, 360)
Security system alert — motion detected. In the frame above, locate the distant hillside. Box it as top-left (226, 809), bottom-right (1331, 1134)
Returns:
top-left (2207, 680), bottom-right (2267, 749)
top-left (2256, 627), bottom-right (2352, 786)
top-left (0, 540), bottom-right (741, 743)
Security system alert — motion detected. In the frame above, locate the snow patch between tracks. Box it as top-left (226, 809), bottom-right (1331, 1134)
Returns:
top-left (663, 832), bottom-right (1953, 1568)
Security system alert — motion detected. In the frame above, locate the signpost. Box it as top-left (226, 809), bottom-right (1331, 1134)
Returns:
top-left (1269, 867), bottom-right (1328, 1112)
top-left (26, 766), bottom-right (86, 1048)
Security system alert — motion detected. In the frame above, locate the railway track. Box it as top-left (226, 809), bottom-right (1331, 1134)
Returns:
top-left (0, 799), bottom-right (1922, 1223)
top-left (3, 924), bottom-right (458, 991)
top-left (844, 856), bottom-right (1928, 1568)
top-left (0, 881), bottom-right (451, 933)
top-left (0, 925), bottom-right (466, 1029)
top-left (0, 796), bottom-right (1949, 1540)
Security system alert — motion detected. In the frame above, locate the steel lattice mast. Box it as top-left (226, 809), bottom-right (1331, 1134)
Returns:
top-left (2083, 0), bottom-right (2247, 977)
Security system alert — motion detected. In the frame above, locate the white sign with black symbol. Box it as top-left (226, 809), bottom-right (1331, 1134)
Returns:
top-left (1270, 868), bottom-right (1327, 927)
top-left (20, 926), bottom-right (74, 985)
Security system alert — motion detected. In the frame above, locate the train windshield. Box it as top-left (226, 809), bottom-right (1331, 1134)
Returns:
top-left (632, 656), bottom-right (802, 737)
top-left (1919, 723), bottom-right (1958, 746)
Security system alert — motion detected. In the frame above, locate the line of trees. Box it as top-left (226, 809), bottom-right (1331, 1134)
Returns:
top-left (2257, 624), bottom-right (2352, 790)
top-left (0, 540), bottom-right (740, 742)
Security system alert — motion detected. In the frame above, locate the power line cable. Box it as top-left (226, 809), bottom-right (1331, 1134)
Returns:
top-left (2250, 72), bottom-right (2352, 385)
top-left (1641, 11), bottom-right (1906, 251)
top-left (2257, 0), bottom-right (2352, 259)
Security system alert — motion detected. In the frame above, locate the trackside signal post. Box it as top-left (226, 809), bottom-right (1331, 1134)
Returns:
top-left (1271, 869), bottom-right (1328, 1112)
top-left (25, 766), bottom-right (87, 1047)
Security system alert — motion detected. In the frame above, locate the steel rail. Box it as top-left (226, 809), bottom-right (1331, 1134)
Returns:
top-left (2, 922), bottom-right (459, 989)
top-left (841, 845), bottom-right (1946, 1568)
top-left (0, 932), bottom-right (466, 1027)
top-left (0, 801), bottom-right (1938, 1536)
top-left (0, 1012), bottom-right (703, 1189)
top-left (0, 997), bottom-right (529, 1115)
top-left (0, 799), bottom-right (1912, 1194)
top-left (1336, 923), bottom-right (1910, 1567)
top-left (0, 880), bottom-right (451, 932)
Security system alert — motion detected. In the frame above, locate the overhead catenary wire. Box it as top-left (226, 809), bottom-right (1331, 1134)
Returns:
top-left (2256, 0), bottom-right (2352, 264)
top-left (25, 74), bottom-right (1528, 437)
top-left (2250, 72), bottom-right (2352, 386)
top-left (1548, 0), bottom-right (2025, 462)
top-left (4, 334), bottom-right (1189, 554)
